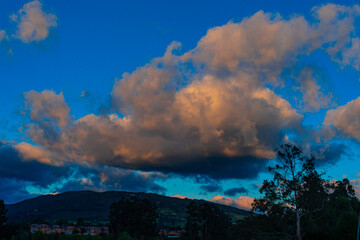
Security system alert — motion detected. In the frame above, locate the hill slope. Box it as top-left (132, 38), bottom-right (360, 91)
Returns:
top-left (6, 191), bottom-right (249, 227)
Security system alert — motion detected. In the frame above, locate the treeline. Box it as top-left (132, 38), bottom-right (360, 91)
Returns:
top-left (237, 144), bottom-right (360, 240)
top-left (1, 143), bottom-right (360, 240)
top-left (107, 143), bottom-right (360, 240)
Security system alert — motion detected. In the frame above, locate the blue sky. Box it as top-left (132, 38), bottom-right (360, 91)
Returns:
top-left (1, 0), bottom-right (360, 209)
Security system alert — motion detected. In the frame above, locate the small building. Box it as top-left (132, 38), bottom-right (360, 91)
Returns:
top-left (167, 230), bottom-right (181, 238)
top-left (30, 223), bottom-right (109, 236)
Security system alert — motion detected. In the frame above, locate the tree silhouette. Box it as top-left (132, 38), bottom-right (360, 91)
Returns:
top-left (109, 196), bottom-right (158, 240)
top-left (0, 199), bottom-right (7, 239)
top-left (185, 200), bottom-right (232, 240)
top-left (252, 143), bottom-right (326, 240)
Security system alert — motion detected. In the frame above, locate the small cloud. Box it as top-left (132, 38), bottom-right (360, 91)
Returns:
top-left (0, 30), bottom-right (8, 42)
top-left (11, 0), bottom-right (57, 43)
top-left (253, 183), bottom-right (263, 189)
top-left (172, 194), bottom-right (193, 199)
top-left (47, 192), bottom-right (59, 196)
top-left (224, 187), bottom-right (248, 197)
top-left (200, 183), bottom-right (223, 194)
top-left (80, 90), bottom-right (89, 98)
top-left (209, 195), bottom-right (254, 210)
top-left (78, 178), bottom-right (94, 186)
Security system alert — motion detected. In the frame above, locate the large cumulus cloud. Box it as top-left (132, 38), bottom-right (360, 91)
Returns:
top-left (16, 71), bottom-right (302, 180)
top-left (6, 4), bottom-right (360, 201)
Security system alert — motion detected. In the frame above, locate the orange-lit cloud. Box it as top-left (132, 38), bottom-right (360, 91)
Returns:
top-left (24, 90), bottom-right (70, 129)
top-left (324, 96), bottom-right (360, 141)
top-left (10, 0), bottom-right (57, 43)
top-left (172, 194), bottom-right (194, 200)
top-left (209, 195), bottom-right (254, 210)
top-left (15, 3), bottom-right (360, 183)
top-left (296, 68), bottom-right (334, 112)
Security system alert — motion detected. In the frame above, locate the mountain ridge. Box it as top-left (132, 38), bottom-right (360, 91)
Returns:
top-left (6, 190), bottom-right (249, 228)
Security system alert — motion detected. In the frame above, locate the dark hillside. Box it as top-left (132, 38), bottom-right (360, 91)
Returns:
top-left (6, 191), bottom-right (249, 228)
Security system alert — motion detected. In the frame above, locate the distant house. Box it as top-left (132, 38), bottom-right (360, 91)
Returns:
top-left (168, 230), bottom-right (181, 238)
top-left (52, 225), bottom-right (62, 234)
top-left (30, 223), bottom-right (109, 236)
top-left (159, 229), bottom-right (183, 238)
top-left (30, 224), bottom-right (40, 233)
top-left (65, 226), bottom-right (74, 235)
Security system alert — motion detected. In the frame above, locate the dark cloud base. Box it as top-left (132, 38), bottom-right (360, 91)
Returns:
top-left (0, 144), bottom-right (167, 203)
top-left (224, 187), bottom-right (249, 197)
top-left (0, 145), bottom-right (71, 186)
top-left (115, 155), bottom-right (268, 180)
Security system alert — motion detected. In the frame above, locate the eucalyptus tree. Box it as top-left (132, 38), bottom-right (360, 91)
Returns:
top-left (252, 143), bottom-right (326, 240)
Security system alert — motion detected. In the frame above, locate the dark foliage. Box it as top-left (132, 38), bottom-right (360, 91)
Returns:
top-left (109, 196), bottom-right (158, 240)
top-left (234, 143), bottom-right (360, 240)
top-left (302, 179), bottom-right (360, 240)
top-left (3, 222), bottom-right (31, 240)
top-left (0, 199), bottom-right (8, 239)
top-left (250, 143), bottom-right (326, 240)
top-left (184, 201), bottom-right (232, 240)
